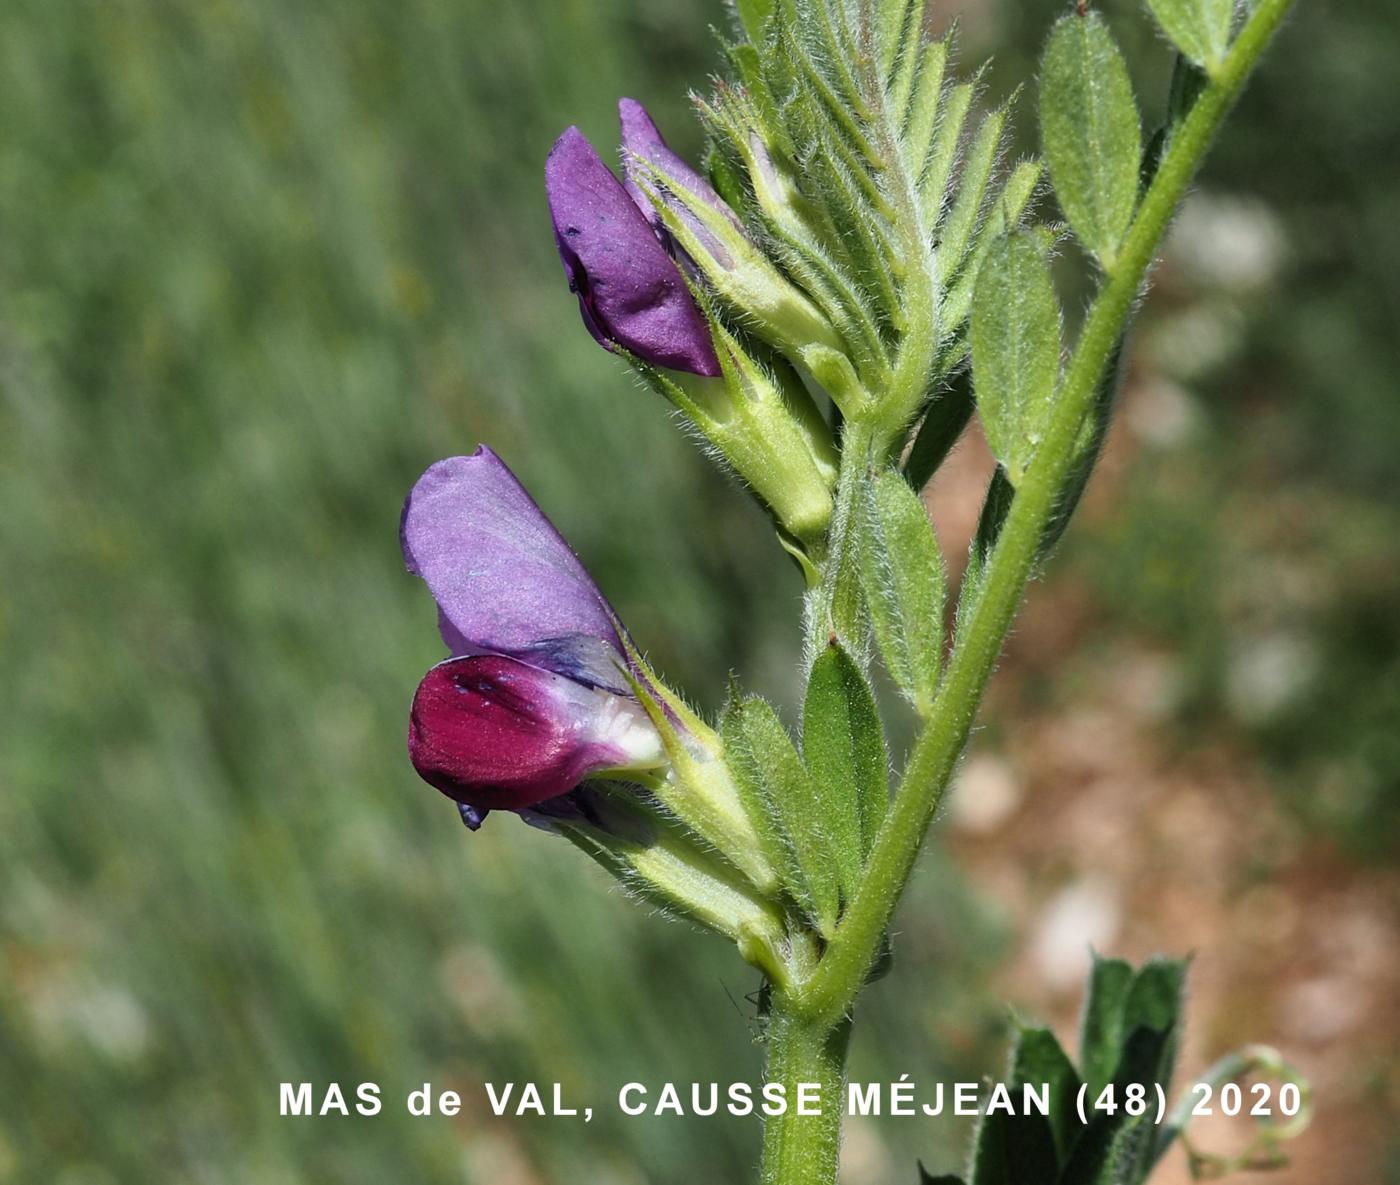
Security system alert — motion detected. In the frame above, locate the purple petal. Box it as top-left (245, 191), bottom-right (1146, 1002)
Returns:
top-left (546, 126), bottom-right (721, 377)
top-left (618, 97), bottom-right (731, 225)
top-left (457, 803), bottom-right (490, 830)
top-left (518, 782), bottom-right (656, 844)
top-left (618, 98), bottom-right (744, 274)
top-left (401, 448), bottom-right (626, 689)
top-left (408, 655), bottom-right (653, 811)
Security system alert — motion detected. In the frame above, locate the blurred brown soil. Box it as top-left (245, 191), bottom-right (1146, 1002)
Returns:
top-left (923, 389), bottom-right (1400, 1184)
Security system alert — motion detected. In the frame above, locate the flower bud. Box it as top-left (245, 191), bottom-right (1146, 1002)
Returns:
top-left (626, 145), bottom-right (866, 412)
top-left (546, 127), bottom-right (721, 377)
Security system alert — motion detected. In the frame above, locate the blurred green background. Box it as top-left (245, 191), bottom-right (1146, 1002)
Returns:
top-left (1, 0), bottom-right (1395, 1182)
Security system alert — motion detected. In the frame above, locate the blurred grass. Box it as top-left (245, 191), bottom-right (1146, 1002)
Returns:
top-left (0, 2), bottom-right (1004, 1182)
top-left (2, 0), bottom-right (1396, 1182)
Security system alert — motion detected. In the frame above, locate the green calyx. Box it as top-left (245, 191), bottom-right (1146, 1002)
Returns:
top-left (549, 782), bottom-right (789, 984)
top-left (637, 324), bottom-right (838, 553)
top-left (617, 644), bottom-right (780, 899)
top-left (630, 159), bottom-right (870, 417)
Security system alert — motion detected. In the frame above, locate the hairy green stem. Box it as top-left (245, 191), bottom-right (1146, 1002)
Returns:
top-left (762, 997), bottom-right (851, 1185)
top-left (797, 0), bottom-right (1298, 1034)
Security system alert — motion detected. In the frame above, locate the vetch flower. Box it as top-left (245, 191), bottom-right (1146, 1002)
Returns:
top-left (402, 448), bottom-right (665, 814)
top-left (545, 104), bottom-right (841, 547)
top-left (546, 126), bottom-right (721, 376)
top-left (401, 447), bottom-right (779, 896)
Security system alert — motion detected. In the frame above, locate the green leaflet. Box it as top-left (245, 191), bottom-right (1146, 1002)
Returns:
top-left (858, 468), bottom-right (946, 714)
top-left (1078, 955), bottom-right (1185, 1101)
top-left (1146, 0), bottom-right (1235, 73)
top-left (968, 1026), bottom-right (1080, 1185)
top-left (1013, 1028), bottom-right (1082, 1167)
top-left (1121, 958), bottom-right (1187, 1082)
top-left (1141, 53), bottom-right (1211, 189)
top-left (803, 642), bottom-right (888, 894)
top-left (878, 0), bottom-right (923, 88)
top-left (1063, 961), bottom-right (1186, 1185)
top-left (954, 465), bottom-right (1015, 644)
top-left (1039, 338), bottom-right (1123, 556)
top-left (939, 101), bottom-right (1012, 279)
top-left (921, 78), bottom-right (975, 224)
top-left (901, 36), bottom-right (949, 181)
top-left (903, 369), bottom-right (975, 492)
top-left (930, 957), bottom-right (1190, 1185)
top-left (1078, 953), bottom-right (1137, 1098)
top-left (735, 0), bottom-right (777, 44)
top-left (938, 159), bottom-right (1044, 347)
top-left (970, 230), bottom-right (1062, 485)
top-left (1039, 11), bottom-right (1141, 268)
top-left (722, 694), bottom-right (841, 936)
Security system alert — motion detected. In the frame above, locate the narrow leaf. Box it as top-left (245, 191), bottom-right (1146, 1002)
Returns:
top-left (1122, 957), bottom-right (1188, 1092)
top-left (939, 158), bottom-right (1043, 336)
top-left (859, 469), bottom-right (946, 713)
top-left (901, 37), bottom-right (948, 177)
top-left (883, 0), bottom-right (924, 102)
top-left (1038, 338), bottom-right (1123, 556)
top-left (1058, 1110), bottom-right (1148, 1185)
top-left (1146, 0), bottom-right (1234, 73)
top-left (921, 77), bottom-right (974, 222)
top-left (970, 230), bottom-right (1062, 484)
top-left (804, 642), bottom-right (889, 880)
top-left (1074, 1015), bottom-right (1181, 1185)
top-left (1078, 953), bottom-right (1135, 1098)
top-left (939, 102), bottom-right (1011, 276)
top-left (903, 369), bottom-right (975, 491)
top-left (1063, 954), bottom-right (1188, 1185)
top-left (954, 465), bottom-right (1014, 642)
top-left (1015, 1027), bottom-right (1082, 1166)
top-left (735, 0), bottom-right (777, 44)
top-left (1141, 54), bottom-right (1210, 189)
top-left (969, 1025), bottom-right (1079, 1185)
top-left (720, 694), bottom-right (813, 919)
top-left (723, 695), bottom-right (842, 934)
top-left (1039, 11), bottom-right (1141, 267)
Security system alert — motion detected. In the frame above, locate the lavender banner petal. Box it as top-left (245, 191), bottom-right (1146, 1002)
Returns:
top-left (401, 447), bottom-right (626, 688)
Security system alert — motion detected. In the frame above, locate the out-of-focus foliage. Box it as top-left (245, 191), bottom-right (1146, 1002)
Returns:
top-left (1049, 0), bottom-right (1400, 858)
top-left (1, 0), bottom-right (1394, 1182)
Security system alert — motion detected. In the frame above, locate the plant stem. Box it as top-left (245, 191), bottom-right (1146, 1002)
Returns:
top-left (762, 994), bottom-right (851, 1185)
top-left (797, 0), bottom-right (1299, 1034)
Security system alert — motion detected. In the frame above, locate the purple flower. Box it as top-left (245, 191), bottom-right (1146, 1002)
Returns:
top-left (546, 124), bottom-right (721, 377)
top-left (402, 448), bottom-right (665, 815)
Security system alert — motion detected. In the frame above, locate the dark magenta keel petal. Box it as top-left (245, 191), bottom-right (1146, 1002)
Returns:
top-left (408, 655), bottom-right (633, 811)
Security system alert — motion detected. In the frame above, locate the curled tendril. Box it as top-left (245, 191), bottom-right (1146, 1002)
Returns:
top-left (1161, 1044), bottom-right (1314, 1180)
